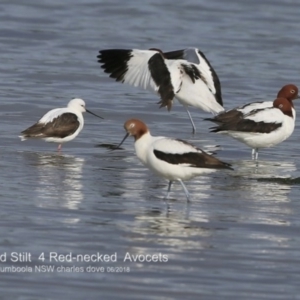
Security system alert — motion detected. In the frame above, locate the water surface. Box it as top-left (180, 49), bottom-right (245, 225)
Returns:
top-left (1, 0), bottom-right (300, 299)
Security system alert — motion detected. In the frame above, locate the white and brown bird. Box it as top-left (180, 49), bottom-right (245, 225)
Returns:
top-left (209, 97), bottom-right (295, 160)
top-left (206, 84), bottom-right (299, 124)
top-left (20, 98), bottom-right (103, 151)
top-left (116, 118), bottom-right (232, 201)
top-left (98, 47), bottom-right (224, 133)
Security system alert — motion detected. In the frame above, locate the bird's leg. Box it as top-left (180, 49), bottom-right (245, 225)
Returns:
top-left (178, 179), bottom-right (191, 202)
top-left (164, 180), bottom-right (173, 200)
top-left (251, 148), bottom-right (258, 160)
top-left (57, 144), bottom-right (62, 151)
top-left (185, 107), bottom-right (196, 134)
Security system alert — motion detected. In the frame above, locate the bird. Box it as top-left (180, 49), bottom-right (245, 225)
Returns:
top-left (98, 47), bottom-right (224, 133)
top-left (209, 97), bottom-right (295, 160)
top-left (115, 118), bottom-right (232, 201)
top-left (205, 84), bottom-right (299, 125)
top-left (20, 98), bottom-right (103, 151)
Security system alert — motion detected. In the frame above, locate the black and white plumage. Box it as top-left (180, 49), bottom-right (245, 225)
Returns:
top-left (20, 98), bottom-right (103, 151)
top-left (116, 118), bottom-right (232, 201)
top-left (98, 47), bottom-right (224, 133)
top-left (209, 98), bottom-right (295, 160)
top-left (205, 84), bottom-right (299, 125)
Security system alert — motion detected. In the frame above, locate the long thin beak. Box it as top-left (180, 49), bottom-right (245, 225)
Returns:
top-left (114, 132), bottom-right (129, 149)
top-left (86, 109), bottom-right (104, 119)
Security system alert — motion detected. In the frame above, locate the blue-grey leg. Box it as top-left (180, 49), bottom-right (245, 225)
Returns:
top-left (164, 180), bottom-right (173, 199)
top-left (255, 149), bottom-right (259, 160)
top-left (252, 148), bottom-right (258, 160)
top-left (178, 179), bottom-right (191, 202)
top-left (185, 107), bottom-right (196, 134)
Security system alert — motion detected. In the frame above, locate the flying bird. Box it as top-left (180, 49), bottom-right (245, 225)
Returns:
top-left (98, 47), bottom-right (224, 133)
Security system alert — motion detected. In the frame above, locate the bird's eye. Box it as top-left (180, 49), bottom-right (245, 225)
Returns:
top-left (129, 123), bottom-right (135, 129)
top-left (279, 104), bottom-right (283, 108)
top-left (291, 89), bottom-right (295, 94)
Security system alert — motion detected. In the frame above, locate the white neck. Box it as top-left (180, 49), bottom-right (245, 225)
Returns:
top-left (134, 132), bottom-right (153, 166)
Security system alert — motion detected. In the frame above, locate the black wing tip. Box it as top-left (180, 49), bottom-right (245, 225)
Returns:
top-left (97, 49), bottom-right (133, 81)
top-left (196, 49), bottom-right (223, 106)
top-left (163, 49), bottom-right (185, 60)
top-left (223, 162), bottom-right (234, 170)
top-left (209, 126), bottom-right (222, 133)
top-left (97, 54), bottom-right (130, 83)
top-left (204, 117), bottom-right (216, 122)
top-left (98, 49), bottom-right (132, 56)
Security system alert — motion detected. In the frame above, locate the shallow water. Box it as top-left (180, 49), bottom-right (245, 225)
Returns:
top-left (1, 0), bottom-right (300, 299)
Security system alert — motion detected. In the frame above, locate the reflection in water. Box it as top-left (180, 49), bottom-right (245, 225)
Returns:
top-left (24, 152), bottom-right (85, 213)
top-left (231, 159), bottom-right (295, 206)
top-left (98, 150), bottom-right (223, 253)
top-left (127, 207), bottom-right (215, 252)
top-left (3, 0), bottom-right (300, 297)
top-left (234, 159), bottom-right (297, 179)
top-left (117, 164), bottom-right (223, 252)
top-left (90, 151), bottom-right (131, 199)
top-left (120, 158), bottom-right (297, 255)
top-left (224, 158), bottom-right (296, 248)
